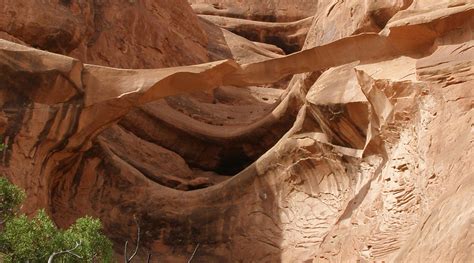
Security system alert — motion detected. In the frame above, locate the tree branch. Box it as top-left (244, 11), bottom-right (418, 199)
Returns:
top-left (188, 243), bottom-right (200, 263)
top-left (48, 241), bottom-right (82, 263)
top-left (124, 215), bottom-right (141, 263)
top-left (124, 241), bottom-right (129, 263)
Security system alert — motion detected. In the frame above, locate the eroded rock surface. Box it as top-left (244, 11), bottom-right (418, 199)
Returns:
top-left (1, 1), bottom-right (473, 262)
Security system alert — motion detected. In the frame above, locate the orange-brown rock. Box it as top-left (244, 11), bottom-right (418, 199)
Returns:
top-left (197, 15), bottom-right (313, 53)
top-left (190, 0), bottom-right (318, 53)
top-left (1, 1), bottom-right (473, 262)
top-left (0, 0), bottom-right (209, 68)
top-left (189, 0), bottom-right (318, 22)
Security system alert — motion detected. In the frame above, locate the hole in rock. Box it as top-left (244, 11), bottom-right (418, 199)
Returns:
top-left (60, 0), bottom-right (72, 6)
top-left (115, 81), bottom-right (297, 191)
top-left (213, 148), bottom-right (254, 175)
top-left (212, 3), bottom-right (224, 10)
top-left (264, 35), bottom-right (300, 54)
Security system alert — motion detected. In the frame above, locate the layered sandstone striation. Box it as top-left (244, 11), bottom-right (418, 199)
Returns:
top-left (1, 0), bottom-right (473, 262)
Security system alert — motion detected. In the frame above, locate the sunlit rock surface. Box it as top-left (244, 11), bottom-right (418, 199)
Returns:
top-left (1, 0), bottom-right (473, 262)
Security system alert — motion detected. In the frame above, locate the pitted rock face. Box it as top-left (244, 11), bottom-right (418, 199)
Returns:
top-left (1, 1), bottom-right (473, 262)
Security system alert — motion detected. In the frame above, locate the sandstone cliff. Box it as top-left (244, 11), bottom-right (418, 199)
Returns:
top-left (0, 0), bottom-right (473, 262)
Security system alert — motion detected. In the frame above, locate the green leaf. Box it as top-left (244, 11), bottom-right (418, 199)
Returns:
top-left (0, 179), bottom-right (113, 262)
top-left (0, 177), bottom-right (25, 222)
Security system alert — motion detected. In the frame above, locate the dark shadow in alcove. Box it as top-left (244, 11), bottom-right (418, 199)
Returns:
top-left (114, 21), bottom-right (298, 184)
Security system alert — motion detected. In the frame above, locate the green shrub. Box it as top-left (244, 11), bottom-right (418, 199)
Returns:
top-left (61, 216), bottom-right (113, 262)
top-left (0, 135), bottom-right (5, 152)
top-left (1, 210), bottom-right (63, 262)
top-left (0, 178), bottom-right (113, 262)
top-left (0, 177), bottom-right (25, 222)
